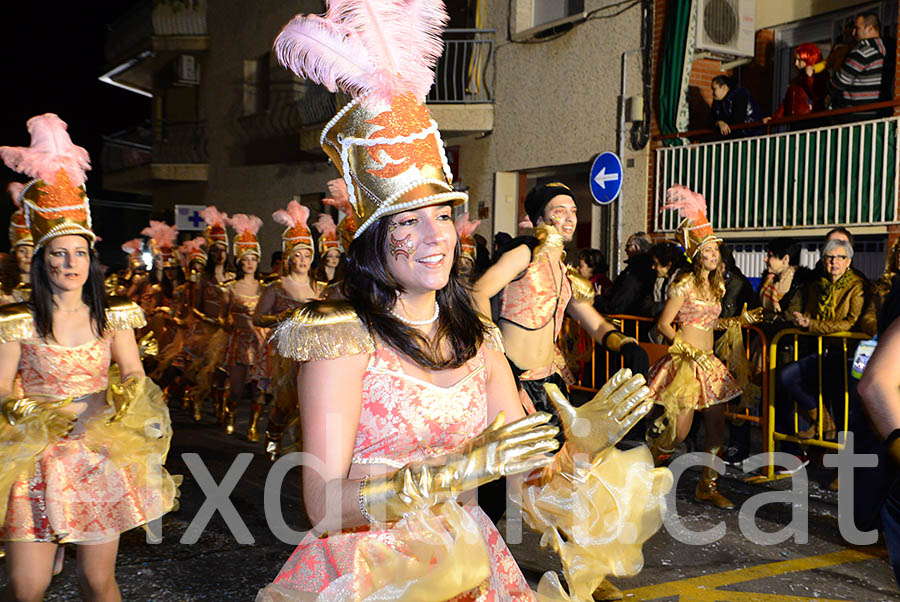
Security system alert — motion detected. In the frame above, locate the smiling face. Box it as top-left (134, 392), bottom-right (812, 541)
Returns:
top-left (15, 244), bottom-right (33, 275)
top-left (384, 204), bottom-right (456, 296)
top-left (540, 195), bottom-right (577, 242)
top-left (44, 235), bottom-right (91, 294)
top-left (287, 247), bottom-right (312, 276)
top-left (239, 254), bottom-right (259, 276)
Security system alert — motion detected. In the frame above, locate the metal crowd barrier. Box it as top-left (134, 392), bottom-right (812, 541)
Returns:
top-left (565, 315), bottom-right (869, 481)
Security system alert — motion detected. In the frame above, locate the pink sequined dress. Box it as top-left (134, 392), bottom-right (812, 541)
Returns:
top-left (646, 277), bottom-right (741, 409)
top-left (0, 309), bottom-right (178, 543)
top-left (259, 344), bottom-right (536, 601)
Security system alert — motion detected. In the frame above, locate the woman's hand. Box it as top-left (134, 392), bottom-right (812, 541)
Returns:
top-left (792, 311), bottom-right (810, 328)
top-left (716, 120), bottom-right (731, 135)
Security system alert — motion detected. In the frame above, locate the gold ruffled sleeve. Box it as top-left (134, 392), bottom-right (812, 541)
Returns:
top-left (480, 317), bottom-right (505, 353)
top-left (0, 303), bottom-right (35, 343)
top-left (105, 296), bottom-right (147, 331)
top-left (667, 275), bottom-right (692, 299)
top-left (566, 265), bottom-right (595, 304)
top-left (274, 300), bottom-right (375, 362)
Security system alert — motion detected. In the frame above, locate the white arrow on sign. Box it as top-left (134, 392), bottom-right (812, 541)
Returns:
top-left (593, 167), bottom-right (619, 189)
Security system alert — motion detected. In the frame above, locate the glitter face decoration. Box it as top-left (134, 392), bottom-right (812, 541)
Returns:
top-left (389, 232), bottom-right (415, 260)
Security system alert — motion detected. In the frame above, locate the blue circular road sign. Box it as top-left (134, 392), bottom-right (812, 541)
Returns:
top-left (589, 152), bottom-right (623, 205)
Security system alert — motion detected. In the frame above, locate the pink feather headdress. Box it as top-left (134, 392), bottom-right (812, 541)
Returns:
top-left (661, 184), bottom-right (708, 221)
top-left (200, 205), bottom-right (229, 248)
top-left (314, 213), bottom-right (341, 254)
top-left (179, 236), bottom-right (208, 269)
top-left (229, 214), bottom-right (263, 261)
top-left (7, 182), bottom-right (31, 248)
top-left (273, 201), bottom-right (313, 254)
top-left (322, 179), bottom-right (356, 251)
top-left (141, 220), bottom-right (180, 267)
top-left (0, 114), bottom-right (94, 250)
top-left (121, 238), bottom-right (143, 257)
top-left (661, 184), bottom-right (721, 258)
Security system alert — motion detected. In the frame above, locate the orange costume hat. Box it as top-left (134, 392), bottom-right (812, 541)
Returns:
top-left (0, 114), bottom-right (93, 252)
top-left (228, 214), bottom-right (263, 263)
top-left (273, 201), bottom-right (314, 256)
top-left (321, 178), bottom-right (356, 251)
top-left (275, 1), bottom-right (466, 242)
top-left (313, 213), bottom-right (341, 256)
top-left (6, 182), bottom-right (32, 249)
top-left (141, 220), bottom-right (180, 268)
top-left (454, 212), bottom-right (481, 261)
top-left (200, 206), bottom-right (229, 250)
top-left (661, 184), bottom-right (722, 259)
top-left (179, 236), bottom-right (208, 269)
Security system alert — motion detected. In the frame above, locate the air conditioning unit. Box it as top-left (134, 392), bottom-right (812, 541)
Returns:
top-left (695, 0), bottom-right (755, 59)
top-left (174, 55), bottom-right (200, 86)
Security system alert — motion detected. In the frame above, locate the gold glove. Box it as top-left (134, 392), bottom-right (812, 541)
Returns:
top-left (670, 333), bottom-right (716, 371)
top-left (717, 303), bottom-right (763, 330)
top-left (2, 394), bottom-right (75, 436)
top-left (138, 331), bottom-right (158, 359)
top-left (152, 306), bottom-right (174, 317)
top-left (107, 375), bottom-right (141, 424)
top-left (360, 411), bottom-right (559, 522)
top-left (532, 223), bottom-right (565, 259)
top-left (104, 274), bottom-right (119, 297)
top-left (253, 308), bottom-right (295, 328)
top-left (193, 307), bottom-right (225, 328)
top-left (544, 368), bottom-right (652, 459)
top-left (600, 329), bottom-right (637, 352)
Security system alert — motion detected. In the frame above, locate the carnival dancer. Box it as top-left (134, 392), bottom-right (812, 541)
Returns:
top-left (312, 213), bottom-right (342, 284)
top-left (0, 183), bottom-right (34, 305)
top-left (644, 185), bottom-right (760, 509)
top-left (221, 214), bottom-right (265, 435)
top-left (252, 201), bottom-right (323, 452)
top-left (185, 206), bottom-right (233, 421)
top-left (455, 211), bottom-right (481, 284)
top-left (139, 221), bottom-right (182, 361)
top-left (258, 5), bottom-right (671, 601)
top-left (116, 238), bottom-right (145, 299)
top-left (0, 113), bottom-right (178, 601)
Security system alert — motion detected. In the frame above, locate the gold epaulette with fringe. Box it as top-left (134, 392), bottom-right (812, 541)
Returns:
top-left (0, 303), bottom-right (35, 343)
top-left (480, 317), bottom-right (505, 353)
top-left (275, 300), bottom-right (375, 362)
top-left (106, 296), bottom-right (147, 331)
top-left (566, 265), bottom-right (596, 304)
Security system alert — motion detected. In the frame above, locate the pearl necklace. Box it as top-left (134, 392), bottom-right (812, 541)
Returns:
top-left (391, 301), bottom-right (440, 326)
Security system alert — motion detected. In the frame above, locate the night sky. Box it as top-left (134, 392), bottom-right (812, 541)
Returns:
top-left (0, 1), bottom-right (149, 200)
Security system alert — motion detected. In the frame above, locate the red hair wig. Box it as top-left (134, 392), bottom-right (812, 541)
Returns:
top-left (795, 43), bottom-right (822, 66)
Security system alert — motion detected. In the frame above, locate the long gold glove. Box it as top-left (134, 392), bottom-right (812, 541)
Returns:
top-left (360, 411), bottom-right (559, 523)
top-left (716, 303), bottom-right (763, 330)
top-left (544, 368), bottom-right (652, 459)
top-left (138, 331), bottom-right (158, 359)
top-left (192, 307), bottom-right (225, 329)
top-left (532, 223), bottom-right (565, 259)
top-left (107, 375), bottom-right (141, 425)
top-left (253, 308), bottom-right (295, 328)
top-left (2, 394), bottom-right (75, 436)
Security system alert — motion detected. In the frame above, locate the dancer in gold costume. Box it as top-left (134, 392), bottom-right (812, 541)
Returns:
top-left (0, 183), bottom-right (33, 305)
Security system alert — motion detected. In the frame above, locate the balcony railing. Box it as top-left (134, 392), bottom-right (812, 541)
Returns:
top-left (654, 111), bottom-right (900, 232)
top-left (106, 0), bottom-right (207, 62)
top-left (101, 126), bottom-right (153, 173)
top-left (427, 29), bottom-right (495, 104)
top-left (237, 82), bottom-right (339, 143)
top-left (153, 120), bottom-right (207, 164)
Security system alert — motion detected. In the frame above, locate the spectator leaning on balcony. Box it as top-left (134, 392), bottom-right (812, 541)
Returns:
top-left (829, 12), bottom-right (886, 122)
top-left (710, 75), bottom-right (763, 138)
top-left (763, 43), bottom-right (828, 129)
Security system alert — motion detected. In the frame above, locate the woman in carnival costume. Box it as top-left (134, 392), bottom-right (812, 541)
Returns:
top-left (0, 114), bottom-right (178, 600)
top-left (645, 185), bottom-right (760, 509)
top-left (138, 221), bottom-right (182, 361)
top-left (221, 214), bottom-right (266, 435)
top-left (0, 183), bottom-right (34, 305)
top-left (312, 212), bottom-right (343, 284)
top-left (184, 206), bottom-right (233, 421)
top-left (115, 238), bottom-right (144, 299)
top-left (252, 201), bottom-right (323, 452)
top-left (257, 5), bottom-right (672, 601)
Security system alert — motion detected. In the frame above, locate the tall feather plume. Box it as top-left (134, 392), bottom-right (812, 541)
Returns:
top-left (454, 212), bottom-right (480, 238)
top-left (313, 213), bottom-right (337, 236)
top-left (0, 114), bottom-right (91, 187)
top-left (6, 183), bottom-right (24, 208)
top-left (275, 0), bottom-right (448, 105)
top-left (228, 213), bottom-right (263, 235)
top-left (121, 238), bottom-right (143, 255)
top-left (179, 237), bottom-right (207, 268)
top-left (141, 220), bottom-right (178, 247)
top-left (321, 179), bottom-right (352, 215)
top-left (199, 206), bottom-right (228, 228)
top-left (661, 184), bottom-right (708, 220)
top-left (273, 200), bottom-right (310, 229)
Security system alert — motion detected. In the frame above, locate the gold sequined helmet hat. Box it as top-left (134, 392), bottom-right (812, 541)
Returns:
top-left (141, 220), bottom-right (180, 268)
top-left (661, 185), bottom-right (722, 259)
top-left (199, 206), bottom-right (229, 250)
top-left (0, 114), bottom-right (94, 252)
top-left (228, 214), bottom-right (263, 264)
top-left (273, 201), bottom-right (314, 256)
top-left (6, 183), bottom-right (33, 250)
top-left (321, 178), bottom-right (356, 252)
top-left (454, 212), bottom-right (481, 261)
top-left (313, 213), bottom-right (341, 256)
top-left (275, 1), bottom-right (465, 243)
top-left (180, 236), bottom-right (208, 270)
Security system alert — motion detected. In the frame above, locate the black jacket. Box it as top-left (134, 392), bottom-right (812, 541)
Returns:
top-left (595, 253), bottom-right (655, 316)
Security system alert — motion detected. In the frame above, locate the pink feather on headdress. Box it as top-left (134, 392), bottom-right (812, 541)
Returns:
top-left (121, 238), bottom-right (143, 255)
top-left (228, 213), bottom-right (263, 235)
top-left (661, 184), bottom-right (708, 221)
top-left (274, 0), bottom-right (449, 106)
top-left (199, 206), bottom-right (228, 227)
top-left (273, 200), bottom-right (310, 229)
top-left (141, 220), bottom-right (178, 247)
top-left (179, 237), bottom-right (207, 268)
top-left (518, 216), bottom-right (534, 233)
top-left (321, 179), bottom-right (352, 215)
top-left (0, 114), bottom-right (91, 187)
top-left (313, 213), bottom-right (337, 236)
top-left (454, 212), bottom-right (480, 238)
top-left (6, 183), bottom-right (24, 208)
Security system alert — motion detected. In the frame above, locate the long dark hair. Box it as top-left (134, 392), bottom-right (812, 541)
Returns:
top-left (341, 215), bottom-right (487, 370)
top-left (30, 238), bottom-right (108, 339)
top-left (205, 243), bottom-right (230, 279)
